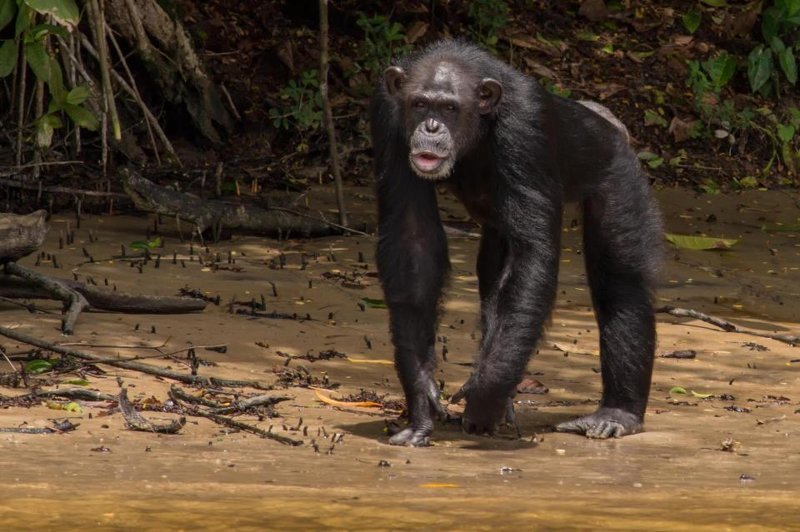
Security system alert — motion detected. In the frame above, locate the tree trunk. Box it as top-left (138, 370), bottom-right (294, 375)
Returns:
top-left (104, 0), bottom-right (234, 144)
top-left (0, 211), bottom-right (48, 264)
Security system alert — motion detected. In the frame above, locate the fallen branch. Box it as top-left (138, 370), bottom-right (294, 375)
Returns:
top-left (122, 168), bottom-right (369, 237)
top-left (657, 305), bottom-right (800, 346)
top-left (0, 326), bottom-right (274, 390)
top-left (118, 387), bottom-right (185, 434)
top-left (0, 275), bottom-right (207, 314)
top-left (0, 420), bottom-right (79, 434)
top-left (5, 262), bottom-right (88, 334)
top-left (192, 409), bottom-right (302, 446)
top-left (210, 394), bottom-right (292, 415)
top-left (22, 388), bottom-right (117, 402)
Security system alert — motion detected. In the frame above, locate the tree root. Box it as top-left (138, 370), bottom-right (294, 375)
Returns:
top-left (5, 262), bottom-right (88, 334)
top-left (0, 274), bottom-right (207, 314)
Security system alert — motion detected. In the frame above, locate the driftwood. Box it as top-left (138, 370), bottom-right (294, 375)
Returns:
top-left (0, 275), bottom-right (207, 314)
top-left (4, 262), bottom-right (89, 334)
top-left (0, 211), bottom-right (48, 263)
top-left (0, 210), bottom-right (206, 333)
top-left (122, 168), bottom-right (360, 237)
top-left (118, 387), bottom-right (186, 434)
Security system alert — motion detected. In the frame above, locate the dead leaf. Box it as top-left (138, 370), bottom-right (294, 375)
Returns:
top-left (726, 1), bottom-right (762, 37)
top-left (517, 378), bottom-right (549, 394)
top-left (314, 389), bottom-right (382, 408)
top-left (347, 357), bottom-right (393, 365)
top-left (669, 116), bottom-right (694, 143)
top-left (406, 21), bottom-right (429, 44)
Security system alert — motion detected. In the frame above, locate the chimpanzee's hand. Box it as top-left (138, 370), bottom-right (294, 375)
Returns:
top-left (451, 375), bottom-right (515, 436)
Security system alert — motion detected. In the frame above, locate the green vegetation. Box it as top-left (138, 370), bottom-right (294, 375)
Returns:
top-left (0, 0), bottom-right (98, 150)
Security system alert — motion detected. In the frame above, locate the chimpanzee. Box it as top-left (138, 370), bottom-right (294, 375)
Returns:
top-left (371, 40), bottom-right (662, 446)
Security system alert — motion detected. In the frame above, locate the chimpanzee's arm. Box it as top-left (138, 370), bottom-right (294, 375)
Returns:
top-left (458, 184), bottom-right (562, 435)
top-left (374, 119), bottom-right (450, 446)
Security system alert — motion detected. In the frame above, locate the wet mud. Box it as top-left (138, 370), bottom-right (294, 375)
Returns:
top-left (1, 188), bottom-right (798, 529)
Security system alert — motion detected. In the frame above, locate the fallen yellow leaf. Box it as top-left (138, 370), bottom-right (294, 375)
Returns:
top-left (314, 389), bottom-right (382, 408)
top-left (347, 357), bottom-right (393, 365)
top-left (419, 483), bottom-right (459, 489)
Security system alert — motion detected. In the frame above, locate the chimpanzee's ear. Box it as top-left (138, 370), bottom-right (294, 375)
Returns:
top-left (384, 66), bottom-right (406, 96)
top-left (478, 78), bottom-right (502, 115)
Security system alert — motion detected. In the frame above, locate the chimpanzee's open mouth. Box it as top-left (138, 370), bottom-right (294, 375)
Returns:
top-left (410, 151), bottom-right (447, 175)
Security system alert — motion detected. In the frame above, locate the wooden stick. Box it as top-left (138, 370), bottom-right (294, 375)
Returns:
top-left (318, 0), bottom-right (348, 228)
top-left (657, 305), bottom-right (800, 346)
top-left (0, 326), bottom-right (275, 389)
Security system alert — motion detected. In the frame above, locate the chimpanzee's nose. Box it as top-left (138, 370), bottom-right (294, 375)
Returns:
top-left (424, 118), bottom-right (441, 134)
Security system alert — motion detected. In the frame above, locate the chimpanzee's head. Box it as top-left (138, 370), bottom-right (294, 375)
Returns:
top-left (384, 58), bottom-right (502, 180)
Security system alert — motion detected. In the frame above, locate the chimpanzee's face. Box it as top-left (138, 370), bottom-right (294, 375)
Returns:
top-left (384, 60), bottom-right (502, 180)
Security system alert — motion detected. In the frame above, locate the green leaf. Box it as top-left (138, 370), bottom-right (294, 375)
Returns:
top-left (0, 0), bottom-right (16, 31)
top-left (747, 46), bottom-right (773, 93)
top-left (361, 297), bottom-right (387, 309)
top-left (35, 115), bottom-right (56, 147)
top-left (637, 151), bottom-right (660, 161)
top-left (644, 109), bottom-right (668, 127)
top-left (66, 84), bottom-right (90, 105)
top-left (0, 39), bottom-right (17, 78)
top-left (682, 10), bottom-right (701, 34)
top-left (23, 0), bottom-right (80, 27)
top-left (28, 22), bottom-right (69, 40)
top-left (777, 123), bottom-right (796, 143)
top-left (25, 359), bottom-right (53, 374)
top-left (665, 233), bottom-right (739, 250)
top-left (24, 40), bottom-right (50, 83)
top-left (778, 48), bottom-right (797, 85)
top-left (699, 0), bottom-right (726, 6)
top-left (669, 386), bottom-right (688, 395)
top-left (705, 52), bottom-right (736, 88)
top-left (48, 57), bottom-right (65, 102)
top-left (15, 4), bottom-right (32, 37)
top-left (129, 237), bottom-right (162, 250)
top-left (690, 390), bottom-right (714, 399)
top-left (63, 103), bottom-right (99, 130)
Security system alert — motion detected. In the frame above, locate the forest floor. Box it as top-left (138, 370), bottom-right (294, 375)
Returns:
top-left (1, 186), bottom-right (798, 529)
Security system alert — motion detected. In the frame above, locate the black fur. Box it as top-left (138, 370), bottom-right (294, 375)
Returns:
top-left (371, 40), bottom-right (662, 446)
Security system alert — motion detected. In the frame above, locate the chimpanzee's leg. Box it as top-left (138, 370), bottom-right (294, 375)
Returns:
top-left (454, 190), bottom-right (562, 435)
top-left (377, 172), bottom-right (449, 447)
top-left (557, 177), bottom-right (661, 438)
top-left (476, 225), bottom-right (508, 331)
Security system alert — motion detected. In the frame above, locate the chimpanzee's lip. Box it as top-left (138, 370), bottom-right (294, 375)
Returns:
top-left (410, 151), bottom-right (447, 173)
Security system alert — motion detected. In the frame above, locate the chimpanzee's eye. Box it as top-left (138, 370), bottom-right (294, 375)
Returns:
top-left (445, 104), bottom-right (457, 112)
top-left (414, 100), bottom-right (426, 108)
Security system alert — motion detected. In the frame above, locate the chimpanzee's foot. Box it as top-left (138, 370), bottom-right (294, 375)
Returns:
top-left (388, 426), bottom-right (432, 446)
top-left (387, 376), bottom-right (447, 447)
top-left (555, 407), bottom-right (643, 439)
top-left (451, 377), bottom-right (516, 436)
